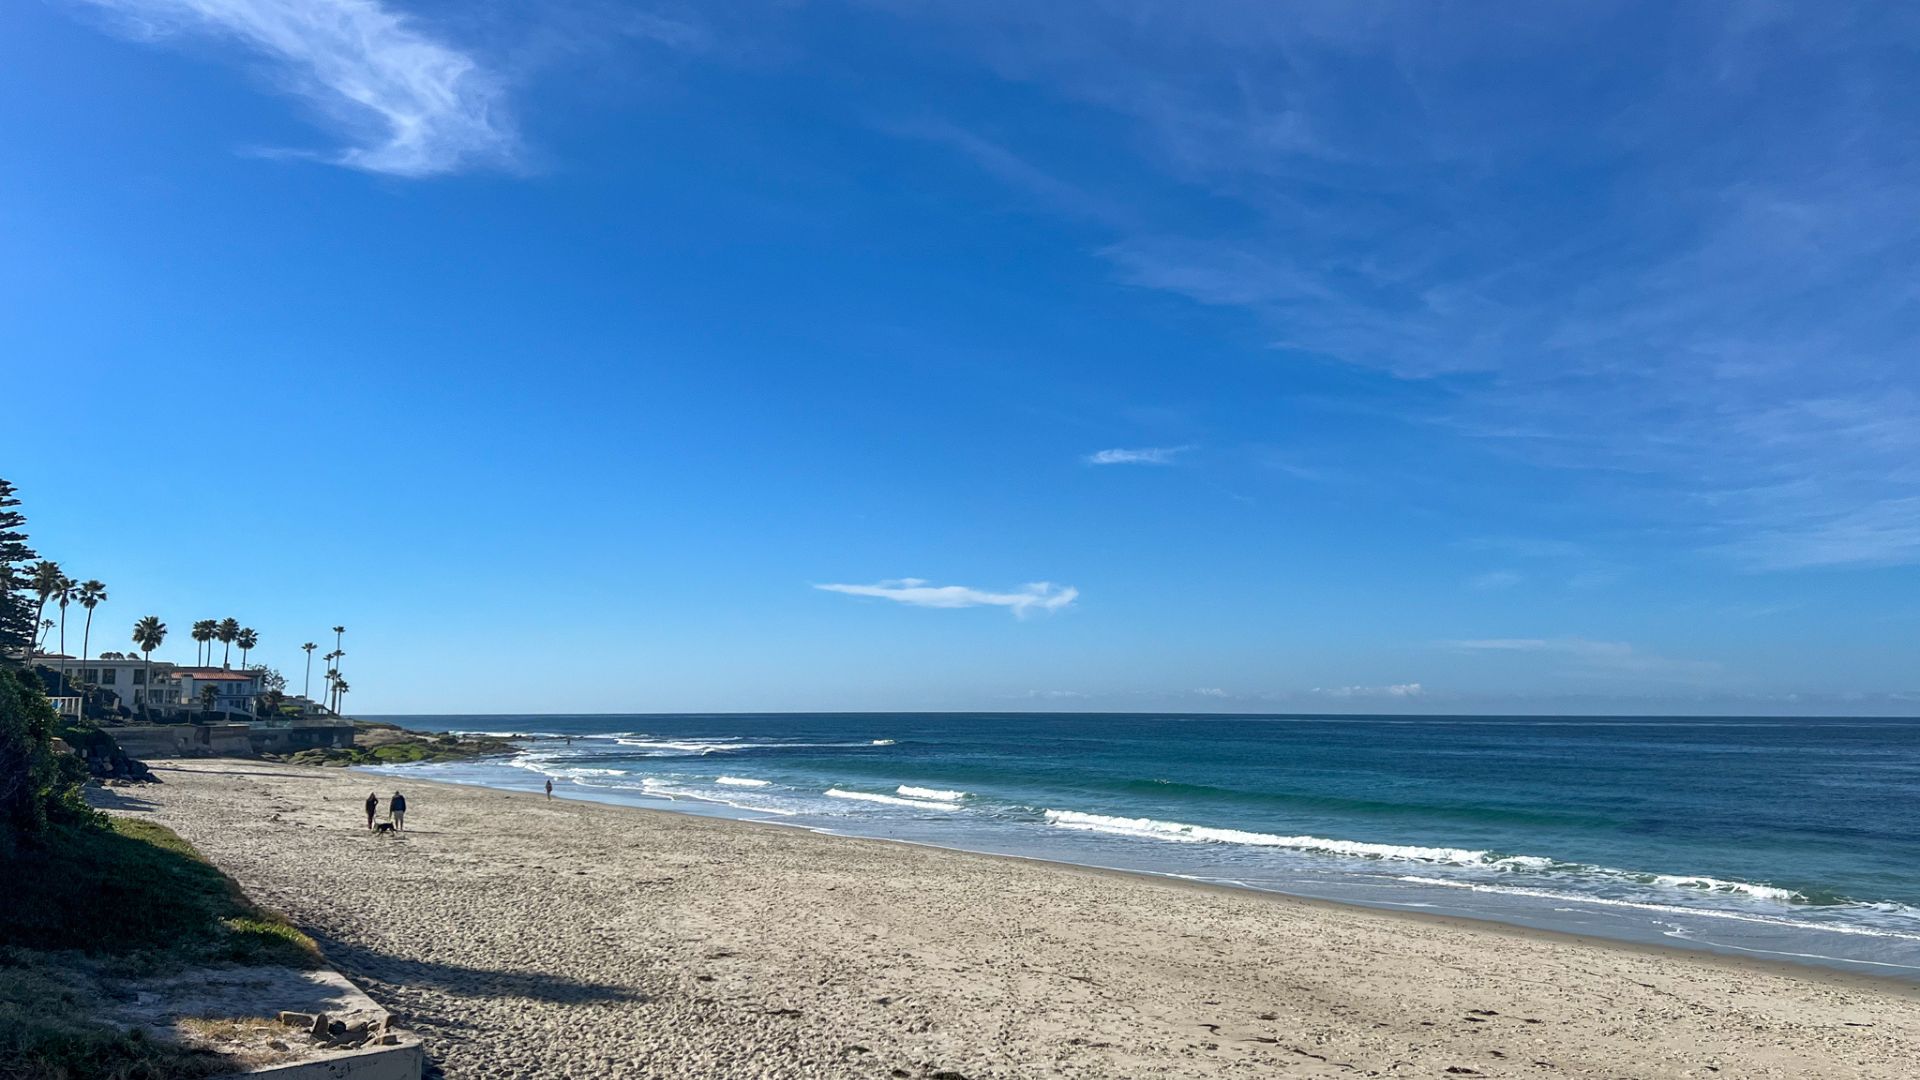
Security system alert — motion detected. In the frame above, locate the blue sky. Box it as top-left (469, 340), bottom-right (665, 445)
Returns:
top-left (4, 1), bottom-right (1916, 715)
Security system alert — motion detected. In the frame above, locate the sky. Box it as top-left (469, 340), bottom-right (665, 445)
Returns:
top-left (3, 0), bottom-right (1916, 715)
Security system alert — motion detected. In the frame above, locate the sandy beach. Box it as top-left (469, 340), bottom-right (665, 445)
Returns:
top-left (114, 759), bottom-right (1920, 1079)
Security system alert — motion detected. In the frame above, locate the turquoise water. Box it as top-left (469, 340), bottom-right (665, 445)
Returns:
top-left (363, 713), bottom-right (1920, 978)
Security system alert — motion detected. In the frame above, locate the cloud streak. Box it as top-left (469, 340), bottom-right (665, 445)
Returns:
top-left (1311, 683), bottom-right (1423, 698)
top-left (73, 0), bottom-right (517, 176)
top-left (815, 578), bottom-right (1077, 617)
top-left (1085, 445), bottom-right (1191, 465)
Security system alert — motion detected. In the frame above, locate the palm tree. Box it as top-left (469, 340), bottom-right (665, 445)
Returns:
top-left (236, 627), bottom-right (258, 668)
top-left (54, 576), bottom-right (76, 688)
top-left (301, 642), bottom-right (317, 702)
top-left (332, 678), bottom-right (349, 716)
top-left (216, 618), bottom-right (240, 668)
top-left (199, 683), bottom-right (218, 718)
top-left (76, 580), bottom-right (107, 683)
top-left (28, 561), bottom-right (62, 661)
top-left (132, 616), bottom-right (166, 715)
top-left (191, 619), bottom-right (216, 666)
top-left (330, 625), bottom-right (345, 694)
top-left (323, 652), bottom-right (341, 712)
top-left (35, 619), bottom-right (53, 654)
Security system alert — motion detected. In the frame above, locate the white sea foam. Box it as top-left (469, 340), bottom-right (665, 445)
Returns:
top-left (716, 776), bottom-right (771, 787)
top-left (640, 778), bottom-right (799, 816)
top-left (897, 785), bottom-right (965, 802)
top-left (613, 737), bottom-right (893, 755)
top-left (1650, 875), bottom-right (1802, 902)
top-left (1395, 877), bottom-right (1920, 941)
top-left (1043, 810), bottom-right (1491, 865)
top-left (826, 788), bottom-right (960, 811)
top-left (616, 738), bottom-right (734, 753)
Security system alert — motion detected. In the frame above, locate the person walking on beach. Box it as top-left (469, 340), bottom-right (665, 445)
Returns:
top-left (364, 792), bottom-right (379, 831)
top-left (544, 778), bottom-right (553, 800)
top-left (389, 791), bottom-right (407, 831)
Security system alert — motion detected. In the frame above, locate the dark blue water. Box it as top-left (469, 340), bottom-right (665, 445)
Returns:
top-left (363, 713), bottom-right (1920, 978)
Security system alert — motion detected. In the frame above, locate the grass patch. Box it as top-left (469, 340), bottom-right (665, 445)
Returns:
top-left (0, 963), bottom-right (227, 1080)
top-left (286, 732), bottom-right (511, 768)
top-left (0, 816), bottom-right (321, 1079)
top-left (0, 818), bottom-right (319, 971)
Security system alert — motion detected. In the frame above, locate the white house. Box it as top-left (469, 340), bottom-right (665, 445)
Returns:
top-left (59, 657), bottom-right (182, 710)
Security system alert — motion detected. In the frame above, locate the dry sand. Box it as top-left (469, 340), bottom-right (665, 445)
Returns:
top-left (113, 759), bottom-right (1920, 1079)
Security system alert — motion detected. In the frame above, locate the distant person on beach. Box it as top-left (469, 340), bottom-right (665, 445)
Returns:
top-left (545, 778), bottom-right (554, 800)
top-left (364, 792), bottom-right (379, 831)
top-left (390, 791), bottom-right (407, 831)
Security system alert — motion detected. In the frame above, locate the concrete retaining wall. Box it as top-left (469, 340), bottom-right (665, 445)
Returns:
top-left (110, 723), bottom-right (355, 760)
top-left (113, 724), bottom-right (256, 759)
top-left (227, 1037), bottom-right (423, 1080)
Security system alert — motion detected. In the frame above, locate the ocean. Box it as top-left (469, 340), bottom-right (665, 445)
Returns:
top-left (361, 712), bottom-right (1920, 978)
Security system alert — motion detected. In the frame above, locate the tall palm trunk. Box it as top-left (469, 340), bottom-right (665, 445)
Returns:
top-left (30, 597), bottom-right (46, 661)
top-left (56, 608), bottom-right (67, 689)
top-left (303, 653), bottom-right (312, 699)
top-left (80, 607), bottom-right (95, 673)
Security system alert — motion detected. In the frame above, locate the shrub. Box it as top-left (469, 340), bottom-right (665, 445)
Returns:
top-left (0, 666), bottom-right (96, 856)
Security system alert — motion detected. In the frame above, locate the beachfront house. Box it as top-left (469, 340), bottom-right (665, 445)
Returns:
top-left (170, 667), bottom-right (263, 714)
top-left (62, 657), bottom-right (184, 711)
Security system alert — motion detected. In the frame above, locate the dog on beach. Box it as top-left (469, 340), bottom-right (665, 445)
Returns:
top-left (373, 822), bottom-right (395, 834)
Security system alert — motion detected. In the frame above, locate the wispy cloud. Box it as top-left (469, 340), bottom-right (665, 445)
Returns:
top-left (1468, 570), bottom-right (1522, 591)
top-left (885, 4), bottom-right (1920, 570)
top-left (815, 578), bottom-right (1077, 617)
top-left (1085, 445), bottom-right (1191, 466)
top-left (1311, 683), bottom-right (1423, 698)
top-left (73, 0), bottom-right (517, 176)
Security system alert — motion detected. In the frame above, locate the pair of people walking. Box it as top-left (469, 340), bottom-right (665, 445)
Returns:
top-left (364, 790), bottom-right (408, 832)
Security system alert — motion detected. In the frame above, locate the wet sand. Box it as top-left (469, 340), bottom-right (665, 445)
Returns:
top-left (118, 759), bottom-right (1920, 1079)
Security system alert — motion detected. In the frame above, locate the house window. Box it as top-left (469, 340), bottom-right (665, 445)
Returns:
top-left (82, 668), bottom-right (98, 683)
top-left (101, 668), bottom-right (117, 685)
top-left (133, 669), bottom-right (146, 685)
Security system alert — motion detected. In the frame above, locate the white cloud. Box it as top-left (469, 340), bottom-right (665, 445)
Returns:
top-left (1085, 445), bottom-right (1191, 465)
top-left (73, 0), bottom-right (517, 177)
top-left (1311, 683), bottom-right (1423, 698)
top-left (1468, 570), bottom-right (1522, 590)
top-left (815, 578), bottom-right (1077, 617)
top-left (1191, 687), bottom-right (1229, 697)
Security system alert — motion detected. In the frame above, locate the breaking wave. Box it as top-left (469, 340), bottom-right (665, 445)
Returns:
top-left (1043, 810), bottom-right (1493, 865)
top-left (826, 788), bottom-right (960, 811)
top-left (896, 785), bottom-right (965, 802)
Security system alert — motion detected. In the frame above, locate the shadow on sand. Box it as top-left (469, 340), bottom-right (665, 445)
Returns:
top-left (84, 786), bottom-right (162, 813)
top-left (307, 930), bottom-right (646, 1007)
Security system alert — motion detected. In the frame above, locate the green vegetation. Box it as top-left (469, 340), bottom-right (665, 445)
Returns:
top-left (0, 818), bottom-right (320, 1080)
top-left (1, 817), bottom-right (318, 968)
top-left (0, 481), bottom-right (36, 658)
top-left (0, 963), bottom-right (223, 1080)
top-left (0, 665), bottom-right (95, 857)
top-left (287, 726), bottom-right (512, 767)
